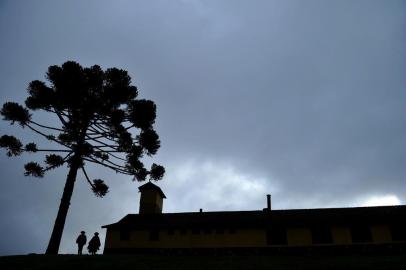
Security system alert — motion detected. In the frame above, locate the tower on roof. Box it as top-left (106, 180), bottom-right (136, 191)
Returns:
top-left (138, 182), bottom-right (166, 214)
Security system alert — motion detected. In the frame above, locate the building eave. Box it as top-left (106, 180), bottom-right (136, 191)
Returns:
top-left (101, 205), bottom-right (406, 230)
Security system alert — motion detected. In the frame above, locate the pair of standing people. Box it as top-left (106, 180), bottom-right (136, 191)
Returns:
top-left (76, 231), bottom-right (101, 255)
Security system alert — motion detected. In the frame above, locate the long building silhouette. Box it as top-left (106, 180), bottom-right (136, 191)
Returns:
top-left (102, 182), bottom-right (406, 254)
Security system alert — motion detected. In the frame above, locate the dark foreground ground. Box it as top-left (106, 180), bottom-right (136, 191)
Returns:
top-left (1, 254), bottom-right (406, 270)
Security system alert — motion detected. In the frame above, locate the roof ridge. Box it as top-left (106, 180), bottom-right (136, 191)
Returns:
top-left (121, 204), bottom-right (406, 216)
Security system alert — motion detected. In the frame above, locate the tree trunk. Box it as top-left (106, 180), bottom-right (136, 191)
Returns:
top-left (45, 156), bottom-right (81, 254)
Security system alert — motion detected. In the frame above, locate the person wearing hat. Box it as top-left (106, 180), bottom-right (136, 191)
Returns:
top-left (76, 231), bottom-right (87, 255)
top-left (87, 232), bottom-right (101, 255)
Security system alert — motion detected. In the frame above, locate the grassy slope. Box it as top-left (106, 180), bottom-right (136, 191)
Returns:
top-left (1, 254), bottom-right (406, 270)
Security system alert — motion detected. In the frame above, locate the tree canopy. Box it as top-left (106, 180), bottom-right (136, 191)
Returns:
top-left (0, 61), bottom-right (165, 253)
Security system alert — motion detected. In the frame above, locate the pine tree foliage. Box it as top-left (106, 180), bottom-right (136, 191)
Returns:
top-left (0, 61), bottom-right (165, 254)
top-left (1, 61), bottom-right (165, 192)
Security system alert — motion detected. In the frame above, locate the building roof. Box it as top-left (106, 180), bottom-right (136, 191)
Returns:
top-left (102, 205), bottom-right (406, 230)
top-left (138, 181), bottom-right (166, 198)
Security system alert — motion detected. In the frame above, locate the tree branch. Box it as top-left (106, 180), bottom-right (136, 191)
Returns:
top-left (91, 145), bottom-right (126, 161)
top-left (26, 124), bottom-right (71, 149)
top-left (87, 124), bottom-right (114, 139)
top-left (94, 123), bottom-right (110, 133)
top-left (26, 149), bottom-right (72, 152)
top-left (125, 124), bottom-right (135, 130)
top-left (103, 151), bottom-right (126, 161)
top-left (92, 154), bottom-right (127, 170)
top-left (84, 157), bottom-right (132, 175)
top-left (85, 135), bottom-right (119, 151)
top-left (43, 152), bottom-right (73, 172)
top-left (29, 120), bottom-right (64, 132)
top-left (53, 107), bottom-right (69, 127)
top-left (81, 167), bottom-right (95, 188)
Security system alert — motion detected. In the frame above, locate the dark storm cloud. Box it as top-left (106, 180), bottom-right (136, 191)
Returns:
top-left (0, 0), bottom-right (405, 255)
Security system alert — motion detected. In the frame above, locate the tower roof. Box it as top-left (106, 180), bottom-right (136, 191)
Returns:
top-left (138, 181), bottom-right (166, 198)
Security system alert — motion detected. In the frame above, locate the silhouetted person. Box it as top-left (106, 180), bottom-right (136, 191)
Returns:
top-left (76, 231), bottom-right (87, 255)
top-left (88, 232), bottom-right (101, 255)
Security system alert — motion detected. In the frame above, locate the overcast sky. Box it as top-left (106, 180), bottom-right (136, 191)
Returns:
top-left (0, 0), bottom-right (405, 255)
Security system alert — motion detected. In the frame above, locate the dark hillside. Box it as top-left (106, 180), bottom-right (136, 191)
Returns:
top-left (1, 254), bottom-right (405, 270)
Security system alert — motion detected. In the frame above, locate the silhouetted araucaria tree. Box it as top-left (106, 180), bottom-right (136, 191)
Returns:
top-left (0, 61), bottom-right (165, 254)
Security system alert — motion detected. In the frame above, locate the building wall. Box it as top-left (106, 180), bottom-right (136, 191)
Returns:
top-left (331, 226), bottom-right (352, 244)
top-left (105, 228), bottom-right (267, 249)
top-left (287, 228), bottom-right (312, 246)
top-left (370, 225), bottom-right (392, 243)
top-left (105, 224), bottom-right (402, 250)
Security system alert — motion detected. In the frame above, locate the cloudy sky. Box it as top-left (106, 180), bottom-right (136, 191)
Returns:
top-left (0, 0), bottom-right (405, 255)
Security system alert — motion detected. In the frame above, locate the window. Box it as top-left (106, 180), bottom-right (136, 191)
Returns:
top-left (229, 228), bottom-right (236, 234)
top-left (149, 229), bottom-right (159, 241)
top-left (350, 225), bottom-right (372, 243)
top-left (168, 229), bottom-right (175, 235)
top-left (311, 226), bottom-right (332, 244)
top-left (120, 229), bottom-right (130, 241)
top-left (390, 224), bottom-right (406, 241)
top-left (266, 226), bottom-right (287, 245)
top-left (203, 229), bottom-right (212, 234)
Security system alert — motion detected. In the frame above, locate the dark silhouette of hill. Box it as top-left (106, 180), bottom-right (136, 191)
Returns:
top-left (1, 254), bottom-right (405, 270)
